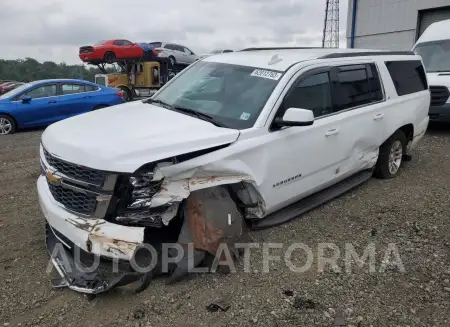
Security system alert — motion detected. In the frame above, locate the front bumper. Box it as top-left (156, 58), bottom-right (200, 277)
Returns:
top-left (429, 104), bottom-right (450, 122)
top-left (38, 176), bottom-right (149, 294)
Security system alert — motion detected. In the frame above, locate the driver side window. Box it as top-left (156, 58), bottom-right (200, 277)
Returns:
top-left (280, 71), bottom-right (332, 119)
top-left (24, 84), bottom-right (57, 99)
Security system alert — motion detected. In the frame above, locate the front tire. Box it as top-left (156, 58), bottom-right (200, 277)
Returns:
top-left (0, 114), bottom-right (16, 135)
top-left (374, 130), bottom-right (407, 179)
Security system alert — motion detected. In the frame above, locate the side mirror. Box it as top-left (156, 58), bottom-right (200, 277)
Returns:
top-left (21, 95), bottom-right (32, 103)
top-left (274, 108), bottom-right (314, 128)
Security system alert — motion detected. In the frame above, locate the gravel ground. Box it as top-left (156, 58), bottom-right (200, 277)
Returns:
top-left (1, 126), bottom-right (450, 327)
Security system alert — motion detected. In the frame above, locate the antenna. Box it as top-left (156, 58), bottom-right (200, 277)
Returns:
top-left (322, 0), bottom-right (340, 48)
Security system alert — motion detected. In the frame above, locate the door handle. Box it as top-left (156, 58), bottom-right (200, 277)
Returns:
top-left (373, 113), bottom-right (384, 120)
top-left (325, 128), bottom-right (339, 137)
top-left (48, 100), bottom-right (57, 104)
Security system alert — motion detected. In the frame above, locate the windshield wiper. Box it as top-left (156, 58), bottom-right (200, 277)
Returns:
top-left (143, 98), bottom-right (174, 109)
top-left (146, 98), bottom-right (228, 128)
top-left (172, 106), bottom-right (229, 128)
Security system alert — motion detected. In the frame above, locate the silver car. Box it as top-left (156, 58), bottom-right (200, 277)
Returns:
top-left (149, 42), bottom-right (199, 66)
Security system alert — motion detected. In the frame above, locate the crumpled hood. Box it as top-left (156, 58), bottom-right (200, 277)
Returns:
top-left (41, 101), bottom-right (240, 173)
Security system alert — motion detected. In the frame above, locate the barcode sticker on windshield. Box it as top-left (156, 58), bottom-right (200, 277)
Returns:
top-left (240, 112), bottom-right (251, 120)
top-left (251, 69), bottom-right (282, 80)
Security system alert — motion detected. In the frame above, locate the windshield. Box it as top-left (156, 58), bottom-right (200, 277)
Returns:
top-left (152, 61), bottom-right (282, 129)
top-left (414, 40), bottom-right (450, 73)
top-left (0, 83), bottom-right (31, 100)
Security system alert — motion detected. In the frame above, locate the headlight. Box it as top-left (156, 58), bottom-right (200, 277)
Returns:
top-left (113, 171), bottom-right (166, 227)
top-left (127, 172), bottom-right (159, 209)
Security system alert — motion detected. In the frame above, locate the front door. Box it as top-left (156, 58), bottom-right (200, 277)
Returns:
top-left (259, 68), bottom-right (353, 213)
top-left (14, 83), bottom-right (61, 127)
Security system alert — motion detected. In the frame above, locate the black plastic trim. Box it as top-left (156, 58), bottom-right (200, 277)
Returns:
top-left (319, 51), bottom-right (415, 59)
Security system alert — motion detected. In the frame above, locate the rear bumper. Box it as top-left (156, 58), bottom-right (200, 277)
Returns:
top-left (429, 104), bottom-right (450, 122)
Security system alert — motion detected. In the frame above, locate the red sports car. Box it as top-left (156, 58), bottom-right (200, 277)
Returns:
top-left (79, 39), bottom-right (145, 64)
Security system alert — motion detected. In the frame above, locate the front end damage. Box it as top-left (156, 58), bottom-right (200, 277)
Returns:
top-left (39, 148), bottom-right (265, 295)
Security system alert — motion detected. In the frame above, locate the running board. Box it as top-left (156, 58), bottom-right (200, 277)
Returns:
top-left (251, 169), bottom-right (374, 230)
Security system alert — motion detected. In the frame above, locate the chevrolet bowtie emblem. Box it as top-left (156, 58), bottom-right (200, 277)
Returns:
top-left (46, 170), bottom-right (61, 186)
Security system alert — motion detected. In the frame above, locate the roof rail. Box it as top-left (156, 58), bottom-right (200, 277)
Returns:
top-left (240, 47), bottom-right (324, 51)
top-left (319, 51), bottom-right (416, 59)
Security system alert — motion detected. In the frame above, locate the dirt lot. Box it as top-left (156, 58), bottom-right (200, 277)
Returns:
top-left (1, 126), bottom-right (450, 327)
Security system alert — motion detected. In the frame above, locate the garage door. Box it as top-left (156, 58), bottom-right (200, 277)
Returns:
top-left (418, 6), bottom-right (450, 38)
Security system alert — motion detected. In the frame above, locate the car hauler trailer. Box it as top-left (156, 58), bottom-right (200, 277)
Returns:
top-left (81, 44), bottom-right (189, 101)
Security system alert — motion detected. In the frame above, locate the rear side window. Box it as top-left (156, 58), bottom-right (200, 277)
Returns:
top-left (86, 85), bottom-right (99, 92)
top-left (334, 65), bottom-right (371, 111)
top-left (385, 60), bottom-right (428, 96)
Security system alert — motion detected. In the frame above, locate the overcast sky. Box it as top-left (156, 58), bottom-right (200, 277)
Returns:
top-left (1, 0), bottom-right (348, 65)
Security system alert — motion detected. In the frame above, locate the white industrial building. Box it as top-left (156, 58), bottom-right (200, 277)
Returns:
top-left (346, 0), bottom-right (450, 50)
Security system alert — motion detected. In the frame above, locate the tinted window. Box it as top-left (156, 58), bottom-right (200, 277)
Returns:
top-left (25, 84), bottom-right (57, 99)
top-left (223, 50), bottom-right (233, 53)
top-left (282, 72), bottom-right (332, 118)
top-left (164, 44), bottom-right (174, 50)
top-left (368, 64), bottom-right (383, 102)
top-left (334, 65), bottom-right (371, 111)
top-left (61, 84), bottom-right (86, 95)
top-left (122, 40), bottom-right (133, 46)
top-left (113, 40), bottom-right (122, 45)
top-left (385, 60), bottom-right (428, 96)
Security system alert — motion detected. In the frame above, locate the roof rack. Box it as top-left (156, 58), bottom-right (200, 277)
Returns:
top-left (240, 47), bottom-right (324, 51)
top-left (319, 51), bottom-right (416, 59)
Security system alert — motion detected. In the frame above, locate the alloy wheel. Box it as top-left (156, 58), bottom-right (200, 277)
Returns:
top-left (0, 117), bottom-right (12, 135)
top-left (388, 140), bottom-right (403, 175)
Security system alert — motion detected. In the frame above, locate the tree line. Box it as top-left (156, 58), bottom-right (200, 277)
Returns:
top-left (0, 58), bottom-right (116, 82)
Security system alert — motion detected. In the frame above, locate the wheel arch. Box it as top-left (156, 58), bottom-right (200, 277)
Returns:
top-left (398, 123), bottom-right (414, 142)
top-left (0, 112), bottom-right (18, 128)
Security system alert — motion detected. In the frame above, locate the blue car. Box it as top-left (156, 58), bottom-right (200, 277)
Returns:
top-left (0, 79), bottom-right (124, 135)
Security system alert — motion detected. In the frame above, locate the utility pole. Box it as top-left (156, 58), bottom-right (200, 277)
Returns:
top-left (322, 0), bottom-right (340, 48)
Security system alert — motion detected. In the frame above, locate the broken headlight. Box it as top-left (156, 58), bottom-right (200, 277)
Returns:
top-left (114, 172), bottom-right (166, 227)
top-left (128, 172), bottom-right (158, 209)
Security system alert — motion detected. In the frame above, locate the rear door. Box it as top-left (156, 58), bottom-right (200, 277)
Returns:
top-left (58, 83), bottom-right (95, 115)
top-left (328, 62), bottom-right (385, 175)
top-left (13, 83), bottom-right (61, 126)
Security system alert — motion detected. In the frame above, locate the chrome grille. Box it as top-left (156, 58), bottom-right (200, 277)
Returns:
top-left (43, 148), bottom-right (106, 186)
top-left (41, 145), bottom-right (117, 218)
top-left (48, 183), bottom-right (97, 215)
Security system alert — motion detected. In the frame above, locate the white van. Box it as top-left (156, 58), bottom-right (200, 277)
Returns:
top-left (413, 19), bottom-right (450, 122)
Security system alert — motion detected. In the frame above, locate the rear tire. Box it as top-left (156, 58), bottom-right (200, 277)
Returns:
top-left (104, 52), bottom-right (116, 63)
top-left (0, 114), bottom-right (16, 135)
top-left (374, 130), bottom-right (407, 179)
top-left (119, 86), bottom-right (132, 102)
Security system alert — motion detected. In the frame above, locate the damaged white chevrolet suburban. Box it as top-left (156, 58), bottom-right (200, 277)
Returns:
top-left (38, 48), bottom-right (430, 294)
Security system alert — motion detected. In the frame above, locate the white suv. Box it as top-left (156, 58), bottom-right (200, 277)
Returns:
top-left (149, 41), bottom-right (198, 66)
top-left (38, 47), bottom-right (430, 294)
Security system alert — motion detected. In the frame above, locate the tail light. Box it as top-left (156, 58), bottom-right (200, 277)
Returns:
top-left (152, 49), bottom-right (162, 54)
top-left (117, 90), bottom-right (124, 97)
